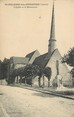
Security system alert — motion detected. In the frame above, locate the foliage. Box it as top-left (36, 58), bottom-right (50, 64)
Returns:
top-left (0, 60), bottom-right (3, 79)
top-left (22, 64), bottom-right (40, 78)
top-left (62, 47), bottom-right (74, 67)
top-left (8, 63), bottom-right (52, 86)
top-left (62, 48), bottom-right (74, 86)
top-left (71, 68), bottom-right (74, 78)
top-left (1, 58), bottom-right (10, 79)
top-left (44, 67), bottom-right (52, 79)
top-left (10, 64), bottom-right (52, 79)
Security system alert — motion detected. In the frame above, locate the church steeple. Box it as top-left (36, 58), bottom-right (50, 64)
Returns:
top-left (48, 2), bottom-right (56, 56)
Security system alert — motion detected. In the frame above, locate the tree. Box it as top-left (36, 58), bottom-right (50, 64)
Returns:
top-left (10, 69), bottom-right (19, 84)
top-left (20, 64), bottom-right (43, 86)
top-left (62, 47), bottom-right (74, 86)
top-left (22, 64), bottom-right (39, 86)
top-left (10, 67), bottom-right (24, 84)
top-left (44, 67), bottom-right (52, 87)
top-left (17, 67), bottom-right (24, 84)
top-left (0, 60), bottom-right (3, 80)
top-left (23, 64), bottom-right (52, 87)
top-left (1, 58), bottom-right (10, 80)
top-left (37, 66), bottom-right (43, 87)
top-left (71, 68), bottom-right (74, 85)
top-left (71, 68), bottom-right (74, 78)
top-left (7, 63), bottom-right (52, 87)
top-left (62, 47), bottom-right (74, 67)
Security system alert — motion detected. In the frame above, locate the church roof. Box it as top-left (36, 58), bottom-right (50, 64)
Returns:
top-left (33, 49), bottom-right (58, 68)
top-left (33, 53), bottom-right (48, 68)
top-left (25, 50), bottom-right (38, 61)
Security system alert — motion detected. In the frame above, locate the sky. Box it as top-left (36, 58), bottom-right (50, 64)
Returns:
top-left (0, 0), bottom-right (74, 61)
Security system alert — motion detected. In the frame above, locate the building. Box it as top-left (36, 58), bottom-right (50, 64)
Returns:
top-left (33, 4), bottom-right (73, 87)
top-left (10, 56), bottom-right (28, 71)
top-left (9, 50), bottom-right (40, 71)
top-left (25, 50), bottom-right (40, 64)
top-left (8, 3), bottom-right (73, 87)
top-left (8, 50), bottom-right (40, 83)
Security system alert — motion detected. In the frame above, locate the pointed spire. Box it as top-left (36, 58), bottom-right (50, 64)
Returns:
top-left (50, 3), bottom-right (55, 40)
top-left (48, 1), bottom-right (56, 56)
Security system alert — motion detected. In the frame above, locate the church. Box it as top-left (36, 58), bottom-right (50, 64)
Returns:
top-left (32, 4), bottom-right (73, 87)
top-left (8, 3), bottom-right (73, 87)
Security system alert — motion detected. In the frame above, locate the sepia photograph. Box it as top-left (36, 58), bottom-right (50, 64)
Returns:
top-left (0, 0), bottom-right (74, 117)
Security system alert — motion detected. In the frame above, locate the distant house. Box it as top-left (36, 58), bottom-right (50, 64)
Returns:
top-left (8, 50), bottom-right (40, 83)
top-left (9, 50), bottom-right (40, 71)
top-left (10, 57), bottom-right (28, 70)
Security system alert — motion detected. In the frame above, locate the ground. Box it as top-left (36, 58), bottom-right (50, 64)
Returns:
top-left (0, 85), bottom-right (74, 117)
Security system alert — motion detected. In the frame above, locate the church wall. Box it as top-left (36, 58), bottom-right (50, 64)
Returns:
top-left (47, 49), bottom-right (61, 81)
top-left (59, 62), bottom-right (73, 87)
top-left (46, 49), bottom-right (73, 87)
